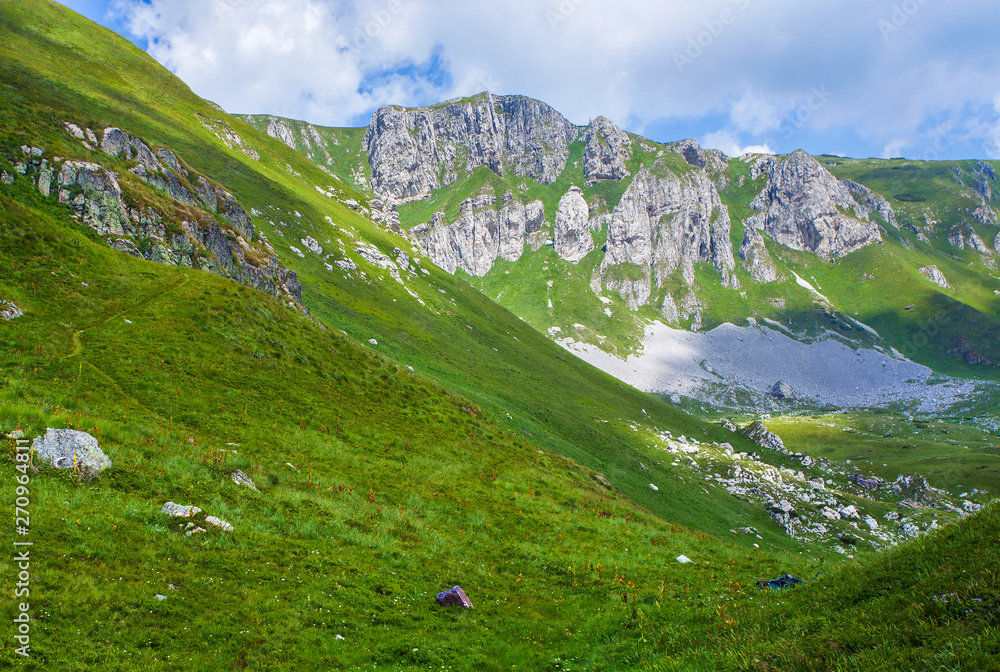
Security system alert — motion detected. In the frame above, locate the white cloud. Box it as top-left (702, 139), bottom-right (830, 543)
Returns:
top-left (106, 0), bottom-right (1000, 158)
top-left (701, 130), bottom-right (773, 157)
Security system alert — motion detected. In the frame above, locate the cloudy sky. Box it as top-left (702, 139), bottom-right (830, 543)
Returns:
top-left (60, 0), bottom-right (1000, 160)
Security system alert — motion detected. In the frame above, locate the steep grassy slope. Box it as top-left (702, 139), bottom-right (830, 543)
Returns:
top-left (2, 3), bottom-right (999, 671)
top-left (0, 0), bottom-right (794, 547)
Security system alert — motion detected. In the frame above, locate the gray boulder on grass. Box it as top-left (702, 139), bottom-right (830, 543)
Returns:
top-left (31, 428), bottom-right (111, 474)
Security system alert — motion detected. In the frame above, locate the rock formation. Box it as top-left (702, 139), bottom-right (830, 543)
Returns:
top-left (739, 225), bottom-right (779, 283)
top-left (582, 116), bottom-right (631, 182)
top-left (554, 186), bottom-right (593, 262)
top-left (599, 162), bottom-right (737, 308)
top-left (409, 185), bottom-right (545, 276)
top-left (362, 93), bottom-right (579, 203)
top-left (919, 265), bottom-right (952, 289)
top-left (15, 127), bottom-right (302, 304)
top-left (747, 151), bottom-right (884, 258)
top-left (32, 429), bottom-right (111, 475)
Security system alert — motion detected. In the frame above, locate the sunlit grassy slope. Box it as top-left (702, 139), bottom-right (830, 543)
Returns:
top-left (1, 2), bottom-right (998, 670)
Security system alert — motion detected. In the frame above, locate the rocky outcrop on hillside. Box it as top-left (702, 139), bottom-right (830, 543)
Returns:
top-left (582, 117), bottom-right (631, 182)
top-left (8, 128), bottom-right (301, 304)
top-left (948, 224), bottom-right (993, 255)
top-left (747, 151), bottom-right (884, 258)
top-left (842, 179), bottom-right (898, 227)
top-left (263, 116), bottom-right (336, 164)
top-left (362, 93), bottom-right (579, 204)
top-left (599, 162), bottom-right (738, 308)
top-left (919, 265), bottom-right (952, 289)
top-left (739, 225), bottom-right (779, 283)
top-left (409, 186), bottom-right (545, 275)
top-left (554, 186), bottom-right (594, 261)
top-left (669, 139), bottom-right (729, 173)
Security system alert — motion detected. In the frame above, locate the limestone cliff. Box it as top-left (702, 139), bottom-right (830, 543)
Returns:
top-left (362, 93), bottom-right (579, 204)
top-left (747, 151), bottom-right (885, 258)
top-left (582, 117), bottom-right (631, 182)
top-left (409, 186), bottom-right (545, 276)
top-left (13, 126), bottom-right (301, 303)
top-left (598, 162), bottom-right (737, 308)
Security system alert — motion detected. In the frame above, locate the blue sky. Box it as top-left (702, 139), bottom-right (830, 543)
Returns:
top-left (59, 0), bottom-right (1000, 160)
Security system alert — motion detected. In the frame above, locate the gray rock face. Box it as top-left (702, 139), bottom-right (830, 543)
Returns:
top-left (1, 300), bottom-right (23, 320)
top-left (771, 381), bottom-right (800, 400)
top-left (582, 117), bottom-right (631, 182)
top-left (995, 232), bottom-right (1000, 254)
top-left (32, 429), bottom-right (111, 475)
top-left (919, 265), bottom-right (951, 289)
top-left (38, 125), bottom-right (301, 303)
top-left (748, 151), bottom-right (882, 258)
top-left (948, 225), bottom-right (993, 255)
top-left (670, 139), bottom-right (729, 172)
top-left (362, 93), bottom-right (579, 203)
top-left (230, 470), bottom-right (259, 492)
top-left (739, 225), bottom-right (779, 283)
top-left (161, 502), bottom-right (202, 517)
top-left (410, 186), bottom-right (545, 275)
top-left (842, 179), bottom-right (898, 227)
top-left (205, 515), bottom-right (234, 531)
top-left (554, 186), bottom-right (593, 262)
top-left (599, 162), bottom-right (737, 308)
top-left (740, 421), bottom-right (788, 454)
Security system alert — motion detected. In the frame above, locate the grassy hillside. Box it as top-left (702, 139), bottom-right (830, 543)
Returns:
top-left (1, 2), bottom-right (999, 670)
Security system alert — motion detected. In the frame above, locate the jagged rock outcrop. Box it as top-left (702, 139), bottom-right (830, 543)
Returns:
top-left (582, 117), bottom-right (631, 182)
top-left (740, 421), bottom-right (789, 454)
top-left (257, 115), bottom-right (337, 165)
top-left (842, 179), bottom-right (898, 227)
top-left (598, 162), bottom-right (737, 308)
top-left (919, 265), bottom-right (952, 289)
top-left (554, 186), bottom-right (593, 262)
top-left (362, 93), bottom-right (579, 204)
top-left (14, 127), bottom-right (301, 303)
top-left (739, 225), bottom-right (779, 283)
top-left (32, 429), bottom-right (111, 475)
top-left (409, 185), bottom-right (545, 276)
top-left (948, 224), bottom-right (993, 255)
top-left (748, 151), bottom-right (883, 258)
top-left (670, 139), bottom-right (729, 172)
top-left (0, 300), bottom-right (22, 320)
top-left (771, 381), bottom-right (801, 401)
top-left (995, 232), bottom-right (1000, 254)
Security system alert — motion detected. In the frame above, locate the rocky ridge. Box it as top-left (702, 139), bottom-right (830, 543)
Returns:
top-left (362, 93), bottom-right (579, 204)
top-left (6, 126), bottom-right (301, 304)
top-left (746, 151), bottom-right (888, 258)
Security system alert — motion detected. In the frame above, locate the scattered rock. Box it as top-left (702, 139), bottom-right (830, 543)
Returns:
top-left (739, 421), bottom-right (788, 454)
top-left (31, 429), bottom-right (112, 475)
top-left (851, 473), bottom-right (883, 491)
top-left (155, 594), bottom-right (167, 601)
top-left (720, 420), bottom-right (737, 432)
top-left (161, 502), bottom-right (202, 518)
top-left (435, 585), bottom-right (474, 609)
top-left (184, 523), bottom-right (207, 537)
top-left (231, 470), bottom-right (259, 492)
top-left (0, 300), bottom-right (23, 320)
top-left (7, 430), bottom-right (24, 439)
top-left (648, 484), bottom-right (659, 491)
top-left (676, 555), bottom-right (693, 564)
top-left (368, 338), bottom-right (378, 346)
top-left (205, 516), bottom-right (234, 532)
top-left (902, 522), bottom-right (920, 537)
top-left (838, 505), bottom-right (859, 519)
top-left (770, 381), bottom-right (800, 401)
top-left (918, 265), bottom-right (951, 289)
